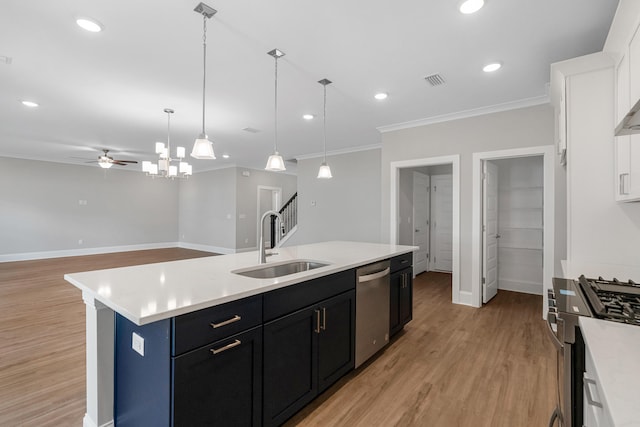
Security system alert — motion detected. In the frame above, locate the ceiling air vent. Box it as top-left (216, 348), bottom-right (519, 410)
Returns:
top-left (242, 127), bottom-right (260, 133)
top-left (0, 55), bottom-right (12, 65)
top-left (424, 73), bottom-right (445, 87)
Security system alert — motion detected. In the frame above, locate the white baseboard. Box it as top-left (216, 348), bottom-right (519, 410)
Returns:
top-left (235, 246), bottom-right (258, 253)
top-left (0, 242), bottom-right (179, 263)
top-left (83, 414), bottom-right (114, 427)
top-left (455, 290), bottom-right (475, 307)
top-left (177, 242), bottom-right (235, 255)
top-left (498, 279), bottom-right (543, 295)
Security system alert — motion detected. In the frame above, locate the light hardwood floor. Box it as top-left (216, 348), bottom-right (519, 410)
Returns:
top-left (0, 250), bottom-right (555, 426)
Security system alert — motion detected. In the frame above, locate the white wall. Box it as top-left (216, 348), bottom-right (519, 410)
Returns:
top-left (566, 66), bottom-right (640, 267)
top-left (0, 157), bottom-right (179, 259)
top-left (178, 167), bottom-right (237, 253)
top-left (284, 149), bottom-right (382, 246)
top-left (234, 168), bottom-right (297, 251)
top-left (381, 104), bottom-right (555, 293)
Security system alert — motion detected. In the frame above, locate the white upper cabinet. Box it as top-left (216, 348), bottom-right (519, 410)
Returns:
top-left (613, 22), bottom-right (640, 201)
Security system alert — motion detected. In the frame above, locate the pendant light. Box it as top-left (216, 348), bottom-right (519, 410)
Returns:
top-left (191, 3), bottom-right (216, 159)
top-left (265, 48), bottom-right (286, 171)
top-left (317, 78), bottom-right (333, 179)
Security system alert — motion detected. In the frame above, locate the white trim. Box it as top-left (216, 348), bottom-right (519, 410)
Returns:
top-left (295, 143), bottom-right (382, 161)
top-left (457, 291), bottom-right (474, 306)
top-left (177, 241), bottom-right (234, 255)
top-left (377, 96), bottom-right (549, 133)
top-left (278, 224), bottom-right (298, 247)
top-left (0, 242), bottom-right (179, 263)
top-left (257, 185), bottom-right (282, 249)
top-left (471, 145), bottom-right (554, 317)
top-left (390, 155), bottom-right (461, 306)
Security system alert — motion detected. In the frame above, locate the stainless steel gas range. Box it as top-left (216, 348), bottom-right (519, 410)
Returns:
top-left (547, 275), bottom-right (640, 427)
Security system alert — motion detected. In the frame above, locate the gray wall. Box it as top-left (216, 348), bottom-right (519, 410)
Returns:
top-left (235, 168), bottom-right (297, 250)
top-left (381, 104), bottom-right (556, 293)
top-left (284, 149), bottom-right (382, 246)
top-left (0, 157), bottom-right (179, 257)
top-left (178, 167), bottom-right (237, 252)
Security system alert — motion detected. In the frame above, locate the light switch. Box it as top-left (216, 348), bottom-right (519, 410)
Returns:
top-left (132, 332), bottom-right (144, 356)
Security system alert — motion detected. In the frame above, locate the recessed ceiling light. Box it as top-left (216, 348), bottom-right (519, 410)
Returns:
top-left (21, 100), bottom-right (39, 108)
top-left (222, 154), bottom-right (230, 159)
top-left (483, 62), bottom-right (502, 72)
top-left (303, 114), bottom-right (314, 120)
top-left (76, 17), bottom-right (103, 33)
top-left (459, 0), bottom-right (485, 14)
top-left (374, 93), bottom-right (388, 100)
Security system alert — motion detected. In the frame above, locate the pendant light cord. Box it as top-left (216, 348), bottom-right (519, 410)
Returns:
top-left (323, 84), bottom-right (327, 162)
top-left (274, 56), bottom-right (279, 153)
top-left (202, 15), bottom-right (207, 135)
top-left (167, 110), bottom-right (171, 156)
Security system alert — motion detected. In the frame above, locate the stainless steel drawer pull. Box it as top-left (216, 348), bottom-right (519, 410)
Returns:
top-left (210, 339), bottom-right (241, 355)
top-left (210, 315), bottom-right (241, 329)
top-left (321, 307), bottom-right (326, 331)
top-left (315, 309), bottom-right (321, 334)
top-left (584, 377), bottom-right (603, 408)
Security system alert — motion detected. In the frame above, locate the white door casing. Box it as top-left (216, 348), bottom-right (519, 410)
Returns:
top-left (482, 161), bottom-right (499, 303)
top-left (430, 174), bottom-right (453, 272)
top-left (257, 186), bottom-right (282, 249)
top-left (413, 172), bottom-right (430, 275)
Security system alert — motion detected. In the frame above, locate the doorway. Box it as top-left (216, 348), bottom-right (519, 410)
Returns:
top-left (390, 155), bottom-right (461, 305)
top-left (257, 186), bottom-right (282, 249)
top-left (472, 146), bottom-right (554, 315)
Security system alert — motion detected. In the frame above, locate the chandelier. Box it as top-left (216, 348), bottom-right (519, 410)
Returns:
top-left (142, 108), bottom-right (192, 178)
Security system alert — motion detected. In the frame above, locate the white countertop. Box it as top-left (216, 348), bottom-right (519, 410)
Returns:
top-left (65, 241), bottom-right (416, 325)
top-left (579, 317), bottom-right (640, 427)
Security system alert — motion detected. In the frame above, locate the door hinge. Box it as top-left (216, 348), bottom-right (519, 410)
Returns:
top-left (482, 172), bottom-right (487, 180)
top-left (426, 253), bottom-right (429, 259)
top-left (482, 277), bottom-right (486, 285)
top-left (482, 225), bottom-right (486, 232)
top-left (433, 185), bottom-right (437, 192)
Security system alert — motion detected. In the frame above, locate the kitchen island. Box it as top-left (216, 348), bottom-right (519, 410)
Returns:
top-left (65, 241), bottom-right (416, 427)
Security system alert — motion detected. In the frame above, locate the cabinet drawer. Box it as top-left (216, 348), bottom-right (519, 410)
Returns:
top-left (172, 295), bottom-right (262, 355)
top-left (263, 270), bottom-right (354, 322)
top-left (390, 253), bottom-right (412, 273)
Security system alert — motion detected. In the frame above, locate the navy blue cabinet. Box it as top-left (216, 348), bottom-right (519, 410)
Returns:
top-left (263, 290), bottom-right (355, 427)
top-left (390, 254), bottom-right (413, 337)
top-left (115, 296), bottom-right (263, 427)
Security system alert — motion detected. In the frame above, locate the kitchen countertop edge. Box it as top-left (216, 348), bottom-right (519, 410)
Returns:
top-left (65, 241), bottom-right (417, 326)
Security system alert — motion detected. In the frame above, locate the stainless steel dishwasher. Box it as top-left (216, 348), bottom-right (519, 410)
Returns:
top-left (355, 260), bottom-right (391, 368)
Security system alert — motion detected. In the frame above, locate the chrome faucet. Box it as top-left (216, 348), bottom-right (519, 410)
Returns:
top-left (259, 210), bottom-right (283, 264)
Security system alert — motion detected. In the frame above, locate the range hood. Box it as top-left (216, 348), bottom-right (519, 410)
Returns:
top-left (615, 97), bottom-right (640, 135)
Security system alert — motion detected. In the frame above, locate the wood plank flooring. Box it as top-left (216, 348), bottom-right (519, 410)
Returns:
top-left (1, 252), bottom-right (556, 426)
top-left (285, 272), bottom-right (556, 427)
top-left (0, 248), bottom-right (215, 427)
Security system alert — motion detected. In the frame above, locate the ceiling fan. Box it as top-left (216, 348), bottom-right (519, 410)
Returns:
top-left (86, 149), bottom-right (138, 169)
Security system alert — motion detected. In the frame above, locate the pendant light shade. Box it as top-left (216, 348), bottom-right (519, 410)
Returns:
top-left (317, 162), bottom-right (332, 179)
top-left (265, 49), bottom-right (286, 171)
top-left (191, 3), bottom-right (217, 160)
top-left (317, 78), bottom-right (333, 179)
top-left (191, 134), bottom-right (215, 159)
top-left (266, 152), bottom-right (286, 171)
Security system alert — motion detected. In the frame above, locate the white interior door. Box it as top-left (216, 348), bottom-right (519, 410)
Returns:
top-left (412, 172), bottom-right (430, 275)
top-left (483, 161), bottom-right (499, 303)
top-left (430, 174), bottom-right (453, 272)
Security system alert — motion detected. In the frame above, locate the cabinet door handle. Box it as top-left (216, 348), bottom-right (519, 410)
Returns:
top-left (584, 377), bottom-right (603, 408)
top-left (210, 315), bottom-right (241, 329)
top-left (321, 307), bottom-right (326, 331)
top-left (210, 339), bottom-right (241, 355)
top-left (315, 309), bottom-right (321, 334)
top-left (620, 173), bottom-right (630, 195)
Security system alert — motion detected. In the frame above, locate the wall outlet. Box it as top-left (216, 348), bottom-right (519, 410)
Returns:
top-left (78, 239), bottom-right (83, 245)
top-left (78, 200), bottom-right (87, 206)
top-left (244, 238), bottom-right (249, 244)
top-left (132, 332), bottom-right (144, 356)
top-left (311, 200), bottom-right (316, 206)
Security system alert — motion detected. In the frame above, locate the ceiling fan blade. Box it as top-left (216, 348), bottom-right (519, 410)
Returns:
top-left (113, 160), bottom-right (138, 163)
top-left (112, 161), bottom-right (130, 166)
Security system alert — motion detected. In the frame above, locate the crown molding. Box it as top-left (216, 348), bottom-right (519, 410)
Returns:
top-left (376, 95), bottom-right (550, 134)
top-left (295, 143), bottom-right (382, 161)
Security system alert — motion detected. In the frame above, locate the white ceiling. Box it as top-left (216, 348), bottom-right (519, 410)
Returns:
top-left (0, 0), bottom-right (618, 172)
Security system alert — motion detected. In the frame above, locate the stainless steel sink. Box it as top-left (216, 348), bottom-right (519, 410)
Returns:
top-left (233, 260), bottom-right (330, 279)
